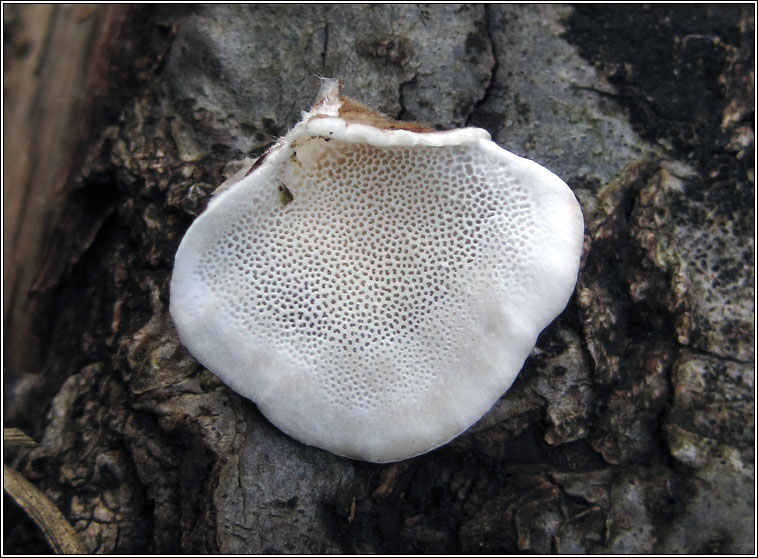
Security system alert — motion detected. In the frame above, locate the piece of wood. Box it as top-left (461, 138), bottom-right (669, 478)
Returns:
top-left (3, 428), bottom-right (39, 447)
top-left (4, 464), bottom-right (86, 554)
top-left (3, 4), bottom-right (128, 374)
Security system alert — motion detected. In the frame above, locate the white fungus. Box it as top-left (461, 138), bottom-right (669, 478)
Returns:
top-left (170, 79), bottom-right (584, 462)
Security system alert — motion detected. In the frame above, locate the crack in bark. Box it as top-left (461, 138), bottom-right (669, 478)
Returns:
top-left (674, 342), bottom-right (754, 365)
top-left (320, 23), bottom-right (329, 71)
top-left (465, 3), bottom-right (498, 128)
top-left (396, 74), bottom-right (417, 121)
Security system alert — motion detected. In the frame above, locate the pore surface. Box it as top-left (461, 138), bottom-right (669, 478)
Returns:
top-left (171, 120), bottom-right (582, 462)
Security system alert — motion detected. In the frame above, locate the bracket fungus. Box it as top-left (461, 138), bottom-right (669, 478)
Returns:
top-left (170, 79), bottom-right (584, 463)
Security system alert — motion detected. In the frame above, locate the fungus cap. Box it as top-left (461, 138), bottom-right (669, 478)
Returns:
top-left (170, 79), bottom-right (584, 462)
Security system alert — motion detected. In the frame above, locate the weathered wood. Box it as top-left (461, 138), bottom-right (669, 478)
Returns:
top-left (3, 4), bottom-right (129, 374)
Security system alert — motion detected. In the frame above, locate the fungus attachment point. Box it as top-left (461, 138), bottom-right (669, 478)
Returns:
top-left (170, 79), bottom-right (584, 462)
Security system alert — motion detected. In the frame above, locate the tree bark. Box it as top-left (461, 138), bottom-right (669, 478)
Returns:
top-left (4, 4), bottom-right (754, 553)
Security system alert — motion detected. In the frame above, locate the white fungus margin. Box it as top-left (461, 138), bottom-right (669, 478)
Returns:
top-left (170, 79), bottom-right (584, 462)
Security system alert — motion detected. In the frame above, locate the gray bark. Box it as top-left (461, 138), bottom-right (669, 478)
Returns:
top-left (5, 4), bottom-right (754, 553)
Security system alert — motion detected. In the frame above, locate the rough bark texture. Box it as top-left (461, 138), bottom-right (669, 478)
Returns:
top-left (4, 4), bottom-right (754, 554)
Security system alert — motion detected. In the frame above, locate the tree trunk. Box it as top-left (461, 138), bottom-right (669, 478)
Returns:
top-left (4, 4), bottom-right (754, 553)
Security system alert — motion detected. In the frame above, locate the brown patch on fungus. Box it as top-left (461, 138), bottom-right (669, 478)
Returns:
top-left (336, 96), bottom-right (434, 133)
top-left (278, 183), bottom-right (293, 206)
top-left (245, 148), bottom-right (271, 177)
